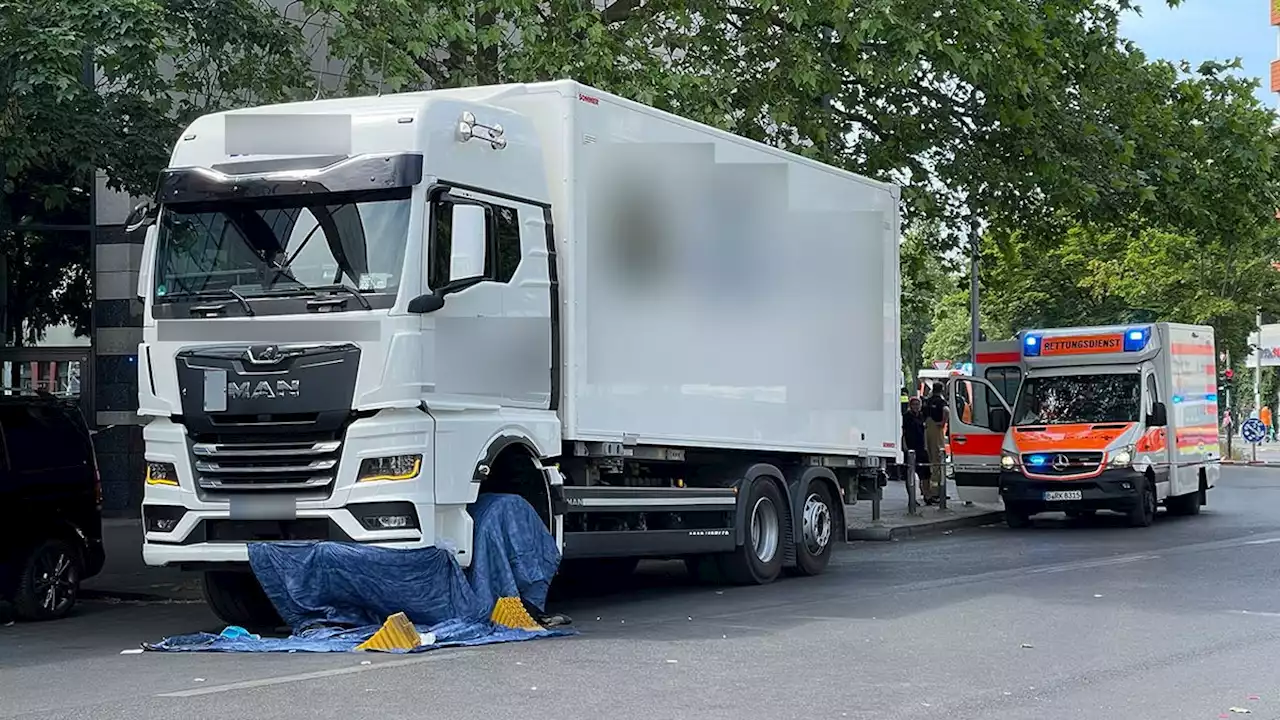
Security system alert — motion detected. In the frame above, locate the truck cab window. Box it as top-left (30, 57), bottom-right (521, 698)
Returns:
top-left (984, 367), bottom-right (1022, 407)
top-left (1145, 374), bottom-right (1159, 418)
top-left (429, 198), bottom-right (523, 289)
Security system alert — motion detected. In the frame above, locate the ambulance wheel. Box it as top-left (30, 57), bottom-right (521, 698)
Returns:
top-left (1127, 478), bottom-right (1157, 528)
top-left (1166, 489), bottom-right (1203, 516)
top-left (202, 570), bottom-right (282, 630)
top-left (719, 478), bottom-right (785, 585)
top-left (1004, 505), bottom-right (1032, 529)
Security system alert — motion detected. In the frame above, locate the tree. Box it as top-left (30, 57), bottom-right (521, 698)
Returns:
top-left (900, 220), bottom-right (952, 384)
top-left (303, 0), bottom-right (1215, 249)
top-left (0, 0), bottom-right (312, 343)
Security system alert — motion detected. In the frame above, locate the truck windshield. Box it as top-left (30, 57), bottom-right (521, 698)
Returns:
top-left (1013, 374), bottom-right (1141, 425)
top-left (153, 189), bottom-right (411, 303)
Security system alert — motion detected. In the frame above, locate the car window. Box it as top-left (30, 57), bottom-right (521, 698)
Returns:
top-left (0, 403), bottom-right (89, 474)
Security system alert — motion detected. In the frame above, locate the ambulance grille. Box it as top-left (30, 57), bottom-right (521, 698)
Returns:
top-left (1022, 451), bottom-right (1103, 476)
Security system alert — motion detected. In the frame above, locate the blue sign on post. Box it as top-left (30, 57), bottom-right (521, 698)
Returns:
top-left (1242, 417), bottom-right (1267, 444)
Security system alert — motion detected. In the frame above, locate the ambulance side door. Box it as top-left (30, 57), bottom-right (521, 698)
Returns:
top-left (947, 376), bottom-right (1012, 506)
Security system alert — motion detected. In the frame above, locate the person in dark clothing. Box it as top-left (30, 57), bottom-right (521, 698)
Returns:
top-left (901, 396), bottom-right (931, 498)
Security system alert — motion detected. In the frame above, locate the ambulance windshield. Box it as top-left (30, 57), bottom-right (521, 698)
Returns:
top-left (1013, 373), bottom-right (1141, 426)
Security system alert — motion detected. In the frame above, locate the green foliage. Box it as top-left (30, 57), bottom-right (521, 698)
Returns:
top-left (921, 287), bottom-right (1009, 367)
top-left (899, 220), bottom-right (952, 384)
top-left (0, 0), bottom-right (312, 342)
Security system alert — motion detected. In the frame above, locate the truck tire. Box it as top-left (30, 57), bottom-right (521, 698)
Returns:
top-left (1127, 478), bottom-right (1157, 528)
top-left (792, 480), bottom-right (837, 576)
top-left (718, 478), bottom-right (785, 585)
top-left (13, 539), bottom-right (82, 621)
top-left (202, 571), bottom-right (282, 630)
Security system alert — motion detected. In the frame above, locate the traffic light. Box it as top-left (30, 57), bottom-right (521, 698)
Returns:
top-left (1218, 367), bottom-right (1234, 392)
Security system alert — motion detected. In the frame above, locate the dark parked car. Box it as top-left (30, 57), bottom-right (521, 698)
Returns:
top-left (0, 393), bottom-right (104, 620)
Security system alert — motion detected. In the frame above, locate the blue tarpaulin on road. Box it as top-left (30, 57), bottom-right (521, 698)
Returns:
top-left (146, 494), bottom-right (573, 653)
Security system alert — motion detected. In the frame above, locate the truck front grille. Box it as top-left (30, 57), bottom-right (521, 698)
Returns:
top-left (192, 437), bottom-right (342, 492)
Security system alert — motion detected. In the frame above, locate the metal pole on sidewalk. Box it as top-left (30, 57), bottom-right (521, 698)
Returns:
top-left (906, 450), bottom-right (918, 516)
top-left (871, 470), bottom-right (882, 523)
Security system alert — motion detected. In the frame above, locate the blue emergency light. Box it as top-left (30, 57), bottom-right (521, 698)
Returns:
top-left (1122, 326), bottom-right (1151, 353)
top-left (1026, 454), bottom-right (1050, 468)
top-left (1023, 334), bottom-right (1042, 357)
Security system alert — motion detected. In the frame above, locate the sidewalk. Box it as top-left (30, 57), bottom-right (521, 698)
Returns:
top-left (82, 520), bottom-right (203, 602)
top-left (845, 476), bottom-right (1003, 541)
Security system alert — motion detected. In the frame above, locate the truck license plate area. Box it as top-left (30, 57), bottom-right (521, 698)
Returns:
top-left (229, 495), bottom-right (298, 520)
top-left (1043, 490), bottom-right (1083, 502)
top-left (203, 369), bottom-right (228, 412)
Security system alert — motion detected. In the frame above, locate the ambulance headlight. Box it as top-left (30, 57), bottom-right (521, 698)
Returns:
top-left (1000, 452), bottom-right (1018, 470)
top-left (1109, 446), bottom-right (1134, 469)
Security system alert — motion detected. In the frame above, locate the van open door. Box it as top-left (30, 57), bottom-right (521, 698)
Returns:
top-left (947, 376), bottom-right (1012, 506)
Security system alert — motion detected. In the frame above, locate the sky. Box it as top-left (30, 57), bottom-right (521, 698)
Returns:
top-left (1119, 0), bottom-right (1274, 108)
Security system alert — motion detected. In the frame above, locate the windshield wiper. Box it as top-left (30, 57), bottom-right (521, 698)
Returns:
top-left (310, 284), bottom-right (372, 310)
top-left (188, 288), bottom-right (255, 317)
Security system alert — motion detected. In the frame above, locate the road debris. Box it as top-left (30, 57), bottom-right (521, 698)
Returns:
top-left (119, 648), bottom-right (144, 655)
top-left (1229, 707), bottom-right (1252, 714)
top-left (1020, 643), bottom-right (1034, 649)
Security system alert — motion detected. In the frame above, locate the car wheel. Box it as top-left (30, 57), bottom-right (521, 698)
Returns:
top-left (14, 539), bottom-right (82, 621)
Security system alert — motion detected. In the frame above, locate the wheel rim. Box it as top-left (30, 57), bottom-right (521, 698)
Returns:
top-left (750, 496), bottom-right (780, 564)
top-left (802, 492), bottom-right (832, 555)
top-left (34, 549), bottom-right (76, 614)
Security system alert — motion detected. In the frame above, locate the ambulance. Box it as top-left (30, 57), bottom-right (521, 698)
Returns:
top-left (944, 323), bottom-right (1219, 528)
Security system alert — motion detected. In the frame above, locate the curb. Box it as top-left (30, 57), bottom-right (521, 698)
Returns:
top-left (846, 510), bottom-right (1004, 542)
top-left (1222, 461), bottom-right (1280, 467)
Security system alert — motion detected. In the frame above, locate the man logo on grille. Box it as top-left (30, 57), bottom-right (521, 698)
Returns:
top-left (1053, 454), bottom-right (1071, 472)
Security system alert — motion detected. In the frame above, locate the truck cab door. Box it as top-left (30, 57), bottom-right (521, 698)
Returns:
top-left (947, 376), bottom-right (1012, 507)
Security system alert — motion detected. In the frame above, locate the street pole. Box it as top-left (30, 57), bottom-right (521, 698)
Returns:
top-left (969, 216), bottom-right (981, 367)
top-left (1255, 308), bottom-right (1263, 421)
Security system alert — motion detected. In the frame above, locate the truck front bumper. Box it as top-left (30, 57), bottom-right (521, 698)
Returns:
top-left (999, 468), bottom-right (1147, 513)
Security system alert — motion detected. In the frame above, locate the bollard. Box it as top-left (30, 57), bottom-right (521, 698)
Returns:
top-left (871, 469), bottom-right (882, 523)
top-left (906, 450), bottom-right (918, 516)
top-left (938, 453), bottom-right (948, 511)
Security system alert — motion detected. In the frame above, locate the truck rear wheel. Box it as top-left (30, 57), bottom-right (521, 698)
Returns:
top-left (202, 571), bottom-right (282, 630)
top-left (718, 478), bottom-right (785, 585)
top-left (792, 480), bottom-right (837, 576)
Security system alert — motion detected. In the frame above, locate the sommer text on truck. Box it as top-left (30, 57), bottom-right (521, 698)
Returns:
top-left (942, 324), bottom-right (1219, 528)
top-left (129, 80), bottom-right (903, 627)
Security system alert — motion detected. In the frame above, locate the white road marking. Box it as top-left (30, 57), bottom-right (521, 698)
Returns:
top-left (1025, 554), bottom-right (1159, 575)
top-left (1244, 537), bottom-right (1280, 546)
top-left (156, 652), bottom-right (454, 698)
top-left (1232, 610), bottom-right (1280, 619)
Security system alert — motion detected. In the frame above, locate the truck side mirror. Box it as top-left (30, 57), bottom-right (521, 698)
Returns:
top-left (448, 204), bottom-right (488, 284)
top-left (408, 204), bottom-right (491, 314)
top-left (1150, 402), bottom-right (1168, 427)
top-left (137, 225), bottom-right (157, 303)
top-left (988, 407), bottom-right (1011, 434)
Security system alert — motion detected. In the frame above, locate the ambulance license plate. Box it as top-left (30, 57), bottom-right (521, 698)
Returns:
top-left (1043, 490), bottom-right (1083, 502)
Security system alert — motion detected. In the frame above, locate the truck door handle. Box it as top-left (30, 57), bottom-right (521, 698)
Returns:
top-left (953, 435), bottom-right (967, 444)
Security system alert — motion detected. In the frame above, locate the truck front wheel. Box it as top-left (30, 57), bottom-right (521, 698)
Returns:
top-left (718, 478), bottom-right (785, 585)
top-left (202, 570), bottom-right (282, 630)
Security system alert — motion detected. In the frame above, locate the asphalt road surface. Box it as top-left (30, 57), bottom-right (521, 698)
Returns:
top-left (5, 467), bottom-right (1280, 720)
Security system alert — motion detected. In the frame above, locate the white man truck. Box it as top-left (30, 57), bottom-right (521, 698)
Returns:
top-left (131, 80), bottom-right (902, 626)
top-left (944, 323), bottom-right (1219, 528)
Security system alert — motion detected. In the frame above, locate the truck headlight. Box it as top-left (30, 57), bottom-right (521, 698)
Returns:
top-left (1000, 452), bottom-right (1018, 471)
top-left (357, 455), bottom-right (422, 482)
top-left (145, 461), bottom-right (178, 487)
top-left (1109, 446), bottom-right (1135, 469)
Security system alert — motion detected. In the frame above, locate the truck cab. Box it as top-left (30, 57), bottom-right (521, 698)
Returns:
top-left (946, 324), bottom-right (1219, 527)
